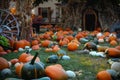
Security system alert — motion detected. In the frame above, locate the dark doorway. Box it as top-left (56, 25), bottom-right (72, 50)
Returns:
top-left (85, 14), bottom-right (95, 31)
top-left (82, 8), bottom-right (98, 31)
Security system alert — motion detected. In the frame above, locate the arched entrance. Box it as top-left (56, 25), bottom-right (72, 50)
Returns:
top-left (83, 8), bottom-right (98, 31)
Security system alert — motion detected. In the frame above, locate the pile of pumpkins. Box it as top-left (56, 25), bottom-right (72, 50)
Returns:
top-left (0, 27), bottom-right (120, 80)
top-left (0, 51), bottom-right (76, 80)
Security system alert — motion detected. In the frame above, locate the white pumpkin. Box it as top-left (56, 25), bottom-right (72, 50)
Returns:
top-left (25, 46), bottom-right (30, 49)
top-left (98, 38), bottom-right (104, 43)
top-left (96, 32), bottom-right (103, 38)
top-left (111, 62), bottom-right (120, 72)
top-left (62, 55), bottom-right (70, 60)
top-left (18, 48), bottom-right (24, 52)
top-left (14, 62), bottom-right (20, 68)
top-left (66, 70), bottom-right (76, 78)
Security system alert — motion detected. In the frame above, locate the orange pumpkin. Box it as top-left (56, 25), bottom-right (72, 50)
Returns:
top-left (52, 45), bottom-right (60, 52)
top-left (108, 34), bottom-right (117, 42)
top-left (66, 35), bottom-right (74, 41)
top-left (45, 64), bottom-right (68, 80)
top-left (67, 42), bottom-right (79, 51)
top-left (105, 48), bottom-right (120, 57)
top-left (25, 56), bottom-right (40, 63)
top-left (43, 33), bottom-right (51, 40)
top-left (14, 40), bottom-right (25, 50)
top-left (32, 44), bottom-right (40, 50)
top-left (18, 52), bottom-right (31, 63)
top-left (115, 45), bottom-right (120, 50)
top-left (59, 40), bottom-right (68, 46)
top-left (31, 39), bottom-right (39, 46)
top-left (41, 40), bottom-right (51, 47)
top-left (96, 70), bottom-right (112, 80)
top-left (110, 40), bottom-right (117, 46)
top-left (75, 33), bottom-right (84, 40)
top-left (45, 48), bottom-right (53, 52)
top-left (0, 46), bottom-right (4, 52)
top-left (10, 58), bottom-right (19, 65)
top-left (0, 57), bottom-right (9, 70)
top-left (104, 32), bottom-right (110, 37)
top-left (15, 63), bottom-right (24, 77)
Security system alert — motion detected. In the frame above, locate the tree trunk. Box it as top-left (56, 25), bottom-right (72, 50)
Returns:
top-left (16, 0), bottom-right (33, 41)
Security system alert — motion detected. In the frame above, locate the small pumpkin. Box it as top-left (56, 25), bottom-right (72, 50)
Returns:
top-left (10, 58), bottom-right (19, 65)
top-left (31, 39), bottom-right (39, 46)
top-left (1, 68), bottom-right (12, 78)
top-left (57, 49), bottom-right (66, 57)
top-left (66, 70), bottom-right (76, 78)
top-left (96, 70), bottom-right (112, 80)
top-left (52, 45), bottom-right (60, 52)
top-left (32, 44), bottom-right (40, 50)
top-left (18, 51), bottom-right (31, 63)
top-left (67, 42), bottom-right (79, 51)
top-left (46, 55), bottom-right (59, 63)
top-left (45, 48), bottom-right (53, 52)
top-left (25, 55), bottom-right (40, 63)
top-left (110, 40), bottom-right (117, 46)
top-left (59, 40), bottom-right (68, 46)
top-left (0, 57), bottom-right (9, 70)
top-left (41, 40), bottom-right (51, 47)
top-left (21, 52), bottom-right (45, 79)
top-left (45, 64), bottom-right (68, 80)
top-left (108, 33), bottom-right (117, 42)
top-left (0, 46), bottom-right (4, 52)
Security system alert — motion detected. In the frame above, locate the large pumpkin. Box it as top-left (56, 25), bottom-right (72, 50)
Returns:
top-left (20, 52), bottom-right (45, 79)
top-left (14, 40), bottom-right (26, 50)
top-left (0, 57), bottom-right (9, 70)
top-left (45, 64), bottom-right (68, 80)
top-left (96, 70), bottom-right (112, 80)
top-left (105, 48), bottom-right (120, 58)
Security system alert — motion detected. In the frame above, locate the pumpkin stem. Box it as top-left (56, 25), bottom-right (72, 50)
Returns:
top-left (30, 52), bottom-right (39, 65)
